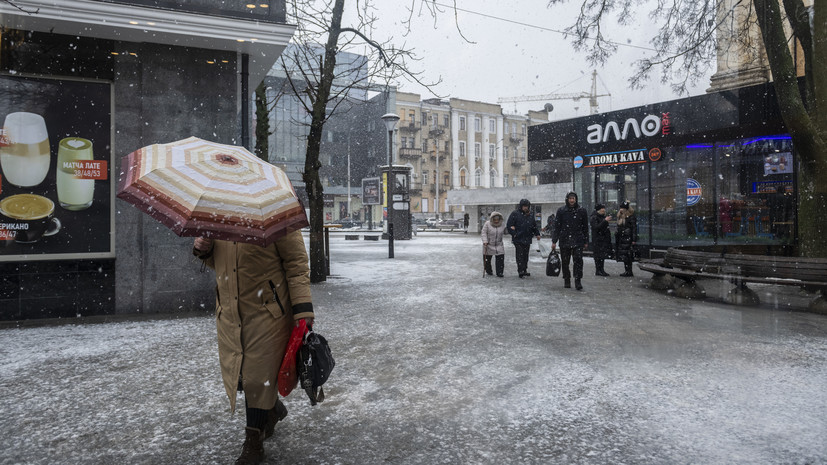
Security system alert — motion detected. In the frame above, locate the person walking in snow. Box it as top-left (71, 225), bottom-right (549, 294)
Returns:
top-left (590, 204), bottom-right (613, 277)
top-left (552, 192), bottom-right (589, 290)
top-left (193, 232), bottom-right (315, 465)
top-left (506, 199), bottom-right (541, 278)
top-left (615, 201), bottom-right (638, 277)
top-left (481, 211), bottom-right (507, 277)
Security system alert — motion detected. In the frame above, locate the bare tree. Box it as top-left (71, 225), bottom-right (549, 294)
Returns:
top-left (549, 0), bottom-right (827, 257)
top-left (278, 0), bottom-right (441, 283)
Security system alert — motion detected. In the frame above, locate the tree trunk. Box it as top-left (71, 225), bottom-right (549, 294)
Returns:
top-left (753, 0), bottom-right (827, 257)
top-left (254, 81), bottom-right (269, 161)
top-left (303, 0), bottom-right (345, 283)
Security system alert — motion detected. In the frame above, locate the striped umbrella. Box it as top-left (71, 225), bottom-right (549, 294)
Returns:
top-left (116, 137), bottom-right (308, 247)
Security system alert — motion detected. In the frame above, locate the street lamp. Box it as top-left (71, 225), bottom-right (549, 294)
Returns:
top-left (381, 112), bottom-right (400, 258)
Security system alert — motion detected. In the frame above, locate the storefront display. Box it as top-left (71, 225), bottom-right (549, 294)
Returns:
top-left (528, 82), bottom-right (796, 252)
top-left (0, 74), bottom-right (114, 261)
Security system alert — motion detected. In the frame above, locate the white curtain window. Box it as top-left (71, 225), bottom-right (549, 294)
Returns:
top-left (489, 169), bottom-right (496, 187)
top-left (459, 116), bottom-right (466, 131)
top-left (474, 117), bottom-right (481, 132)
top-left (459, 141), bottom-right (466, 157)
top-left (474, 143), bottom-right (481, 159)
top-left (474, 168), bottom-right (482, 186)
top-left (489, 144), bottom-right (495, 160)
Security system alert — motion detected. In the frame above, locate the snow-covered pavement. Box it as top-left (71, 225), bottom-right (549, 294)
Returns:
top-left (1, 232), bottom-right (826, 464)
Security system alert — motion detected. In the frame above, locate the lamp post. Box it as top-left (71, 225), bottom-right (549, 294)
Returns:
top-left (381, 112), bottom-right (400, 258)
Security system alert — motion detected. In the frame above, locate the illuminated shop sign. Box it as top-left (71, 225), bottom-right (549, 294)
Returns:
top-left (574, 148), bottom-right (663, 168)
top-left (586, 113), bottom-right (671, 144)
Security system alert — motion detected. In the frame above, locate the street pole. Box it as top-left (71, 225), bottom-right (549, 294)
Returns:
top-left (435, 146), bottom-right (439, 220)
top-left (381, 113), bottom-right (400, 259)
top-left (347, 134), bottom-right (351, 220)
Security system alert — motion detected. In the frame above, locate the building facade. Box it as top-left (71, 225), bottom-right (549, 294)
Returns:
top-left (0, 0), bottom-right (294, 320)
top-left (393, 93), bottom-right (546, 220)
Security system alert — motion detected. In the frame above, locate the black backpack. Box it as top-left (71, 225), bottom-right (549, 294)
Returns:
top-left (297, 329), bottom-right (335, 406)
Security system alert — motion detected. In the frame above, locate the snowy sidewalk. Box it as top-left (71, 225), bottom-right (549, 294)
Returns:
top-left (1, 233), bottom-right (826, 464)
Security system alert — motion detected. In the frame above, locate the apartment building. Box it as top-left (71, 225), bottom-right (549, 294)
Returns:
top-left (394, 93), bottom-right (547, 219)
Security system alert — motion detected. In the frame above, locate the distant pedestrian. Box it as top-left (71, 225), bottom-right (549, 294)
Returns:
top-left (590, 204), bottom-right (613, 277)
top-left (552, 192), bottom-right (589, 290)
top-left (481, 211), bottom-right (506, 277)
top-left (615, 201), bottom-right (638, 277)
top-left (506, 199), bottom-right (541, 278)
top-left (463, 213), bottom-right (470, 234)
top-left (542, 214), bottom-right (555, 237)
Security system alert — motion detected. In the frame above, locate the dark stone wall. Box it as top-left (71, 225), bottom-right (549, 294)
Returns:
top-left (113, 42), bottom-right (238, 316)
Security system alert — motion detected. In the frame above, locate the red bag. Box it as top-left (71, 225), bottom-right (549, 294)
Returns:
top-left (277, 319), bottom-right (308, 397)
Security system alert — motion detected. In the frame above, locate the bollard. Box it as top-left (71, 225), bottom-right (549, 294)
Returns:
top-left (388, 223), bottom-right (394, 258)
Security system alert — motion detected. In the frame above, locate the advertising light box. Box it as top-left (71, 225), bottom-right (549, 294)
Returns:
top-left (0, 74), bottom-right (114, 261)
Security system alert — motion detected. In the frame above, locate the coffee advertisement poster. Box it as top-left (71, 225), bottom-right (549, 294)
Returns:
top-left (0, 74), bottom-right (113, 261)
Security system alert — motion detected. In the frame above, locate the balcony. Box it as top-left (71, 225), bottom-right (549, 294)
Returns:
top-left (399, 121), bottom-right (420, 132)
top-left (399, 147), bottom-right (422, 159)
top-left (511, 157), bottom-right (525, 166)
top-left (509, 133), bottom-right (524, 143)
top-left (428, 124), bottom-right (446, 137)
top-left (410, 182), bottom-right (422, 194)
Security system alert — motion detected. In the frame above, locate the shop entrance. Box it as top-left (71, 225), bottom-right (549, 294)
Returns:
top-left (594, 166), bottom-right (639, 212)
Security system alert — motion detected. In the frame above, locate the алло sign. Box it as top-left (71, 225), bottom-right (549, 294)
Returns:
top-left (573, 112), bottom-right (671, 169)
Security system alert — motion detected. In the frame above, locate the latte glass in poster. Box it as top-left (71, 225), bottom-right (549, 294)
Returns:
top-left (0, 74), bottom-right (114, 261)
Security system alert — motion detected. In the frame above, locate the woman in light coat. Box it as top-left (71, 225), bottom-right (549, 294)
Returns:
top-left (194, 230), bottom-right (314, 464)
top-left (481, 211), bottom-right (506, 277)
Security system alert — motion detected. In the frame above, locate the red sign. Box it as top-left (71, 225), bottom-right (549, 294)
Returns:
top-left (60, 160), bottom-right (108, 180)
top-left (648, 148), bottom-right (662, 162)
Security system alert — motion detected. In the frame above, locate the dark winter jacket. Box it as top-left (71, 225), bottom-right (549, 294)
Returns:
top-left (589, 211), bottom-right (613, 260)
top-left (552, 194), bottom-right (589, 248)
top-left (615, 209), bottom-right (638, 262)
top-left (506, 200), bottom-right (540, 245)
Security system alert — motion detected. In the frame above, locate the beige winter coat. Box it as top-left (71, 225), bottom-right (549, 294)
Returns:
top-left (194, 230), bottom-right (314, 412)
top-left (481, 211), bottom-right (506, 255)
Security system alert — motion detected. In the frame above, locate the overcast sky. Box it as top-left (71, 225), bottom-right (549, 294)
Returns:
top-left (353, 1), bottom-right (715, 121)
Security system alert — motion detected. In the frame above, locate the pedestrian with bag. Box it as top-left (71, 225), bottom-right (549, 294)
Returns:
top-left (590, 204), bottom-right (613, 277)
top-left (506, 199), bottom-right (541, 278)
top-left (615, 201), bottom-right (638, 277)
top-left (481, 211), bottom-right (506, 277)
top-left (551, 192), bottom-right (589, 290)
top-left (193, 232), bottom-right (315, 465)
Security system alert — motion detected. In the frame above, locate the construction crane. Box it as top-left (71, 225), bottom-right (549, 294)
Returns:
top-left (498, 70), bottom-right (611, 115)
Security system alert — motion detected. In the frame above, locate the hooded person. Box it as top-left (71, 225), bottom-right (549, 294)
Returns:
top-left (552, 192), bottom-right (589, 290)
top-left (481, 211), bottom-right (506, 277)
top-left (590, 203), bottom-right (613, 277)
top-left (615, 200), bottom-right (638, 277)
top-left (506, 199), bottom-right (541, 278)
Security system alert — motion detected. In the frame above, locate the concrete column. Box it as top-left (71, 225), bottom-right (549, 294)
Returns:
top-left (467, 114), bottom-right (476, 188)
top-left (496, 116), bottom-right (504, 187)
top-left (481, 115), bottom-right (490, 188)
top-left (451, 110), bottom-right (460, 188)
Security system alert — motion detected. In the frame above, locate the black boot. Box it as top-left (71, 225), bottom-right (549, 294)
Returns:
top-left (564, 278), bottom-right (571, 288)
top-left (235, 427), bottom-right (265, 465)
top-left (575, 279), bottom-right (583, 290)
top-left (620, 261), bottom-right (634, 277)
top-left (263, 399), bottom-right (288, 440)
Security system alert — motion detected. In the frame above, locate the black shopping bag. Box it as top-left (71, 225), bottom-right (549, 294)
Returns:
top-left (546, 251), bottom-right (561, 277)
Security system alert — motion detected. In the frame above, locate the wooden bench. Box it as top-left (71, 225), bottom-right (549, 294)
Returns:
top-left (345, 235), bottom-right (360, 240)
top-left (363, 235), bottom-right (380, 241)
top-left (638, 248), bottom-right (827, 313)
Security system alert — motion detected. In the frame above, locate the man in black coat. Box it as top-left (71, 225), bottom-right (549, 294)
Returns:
top-left (589, 204), bottom-right (613, 277)
top-left (552, 192), bottom-right (589, 290)
top-left (506, 198), bottom-right (541, 278)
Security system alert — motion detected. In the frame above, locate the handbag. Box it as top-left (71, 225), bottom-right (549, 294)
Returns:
top-left (537, 240), bottom-right (552, 258)
top-left (546, 250), bottom-right (561, 277)
top-left (296, 327), bottom-right (335, 406)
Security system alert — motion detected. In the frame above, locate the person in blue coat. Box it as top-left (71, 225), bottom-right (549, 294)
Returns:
top-left (506, 199), bottom-right (541, 278)
top-left (552, 192), bottom-right (589, 290)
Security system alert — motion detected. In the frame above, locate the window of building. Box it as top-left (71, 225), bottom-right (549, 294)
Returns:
top-left (459, 116), bottom-right (466, 131)
top-left (489, 119), bottom-right (495, 132)
top-left (489, 144), bottom-right (496, 160)
top-left (503, 174), bottom-right (509, 187)
top-left (409, 110), bottom-right (415, 122)
top-left (474, 117), bottom-right (481, 132)
top-left (422, 112), bottom-right (427, 125)
top-left (422, 198), bottom-right (429, 213)
top-left (512, 123), bottom-right (517, 134)
top-left (489, 169), bottom-right (496, 187)
top-left (401, 136), bottom-right (407, 148)
top-left (521, 124), bottom-right (526, 135)
top-left (422, 139), bottom-right (428, 151)
top-left (522, 147), bottom-right (526, 160)
top-left (459, 141), bottom-right (466, 157)
top-left (474, 143), bottom-right (481, 159)
top-left (423, 172), bottom-right (429, 185)
top-left (460, 168), bottom-right (467, 187)
top-left (444, 141), bottom-right (450, 152)
top-left (443, 115), bottom-right (449, 127)
top-left (503, 147), bottom-right (509, 159)
top-left (474, 168), bottom-right (482, 186)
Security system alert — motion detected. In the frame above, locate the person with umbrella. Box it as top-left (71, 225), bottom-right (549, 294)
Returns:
top-left (194, 233), bottom-right (314, 465)
top-left (506, 199), bottom-right (541, 278)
